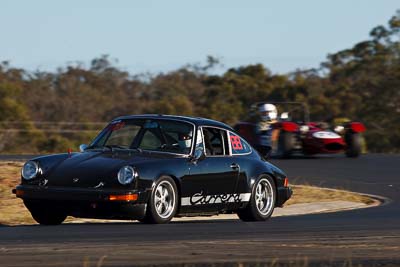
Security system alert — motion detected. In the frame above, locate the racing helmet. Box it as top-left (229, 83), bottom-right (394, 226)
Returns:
top-left (258, 103), bottom-right (277, 122)
top-left (178, 132), bottom-right (192, 150)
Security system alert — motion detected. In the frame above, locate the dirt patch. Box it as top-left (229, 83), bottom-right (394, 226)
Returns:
top-left (0, 161), bottom-right (375, 226)
top-left (0, 162), bottom-right (35, 225)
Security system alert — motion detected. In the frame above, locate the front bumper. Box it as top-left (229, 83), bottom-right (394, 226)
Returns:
top-left (13, 185), bottom-right (149, 220)
top-left (303, 138), bottom-right (345, 154)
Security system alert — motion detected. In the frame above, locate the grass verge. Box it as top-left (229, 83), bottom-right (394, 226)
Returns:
top-left (285, 185), bottom-right (375, 206)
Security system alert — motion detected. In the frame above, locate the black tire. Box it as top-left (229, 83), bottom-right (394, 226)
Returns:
top-left (345, 132), bottom-right (361, 158)
top-left (278, 131), bottom-right (293, 158)
top-left (237, 175), bottom-right (276, 222)
top-left (25, 202), bottom-right (67, 225)
top-left (141, 176), bottom-right (178, 224)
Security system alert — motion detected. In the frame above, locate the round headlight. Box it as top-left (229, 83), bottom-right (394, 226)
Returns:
top-left (117, 166), bottom-right (137, 185)
top-left (22, 161), bottom-right (39, 180)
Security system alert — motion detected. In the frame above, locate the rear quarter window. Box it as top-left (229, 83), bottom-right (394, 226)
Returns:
top-left (229, 132), bottom-right (252, 155)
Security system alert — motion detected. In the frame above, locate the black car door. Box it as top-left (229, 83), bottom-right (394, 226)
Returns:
top-left (180, 127), bottom-right (240, 213)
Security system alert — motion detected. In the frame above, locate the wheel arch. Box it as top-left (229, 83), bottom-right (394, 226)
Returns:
top-left (246, 160), bottom-right (283, 191)
top-left (246, 162), bottom-right (287, 208)
top-left (151, 173), bottom-right (182, 212)
top-left (249, 172), bottom-right (276, 187)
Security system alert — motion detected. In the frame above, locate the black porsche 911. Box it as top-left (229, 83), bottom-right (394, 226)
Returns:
top-left (13, 115), bottom-right (292, 224)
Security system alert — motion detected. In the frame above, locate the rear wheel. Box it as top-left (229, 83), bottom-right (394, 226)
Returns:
top-left (345, 132), bottom-right (361, 158)
top-left (141, 177), bottom-right (178, 224)
top-left (237, 175), bottom-right (276, 222)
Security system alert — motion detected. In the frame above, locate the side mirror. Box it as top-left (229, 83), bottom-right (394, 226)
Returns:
top-left (192, 148), bottom-right (206, 162)
top-left (79, 144), bottom-right (88, 152)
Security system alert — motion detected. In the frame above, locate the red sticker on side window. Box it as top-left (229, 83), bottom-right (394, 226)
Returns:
top-left (230, 135), bottom-right (243, 150)
top-left (109, 122), bottom-right (125, 131)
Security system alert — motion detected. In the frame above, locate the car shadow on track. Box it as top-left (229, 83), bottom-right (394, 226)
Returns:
top-left (4, 218), bottom-right (243, 228)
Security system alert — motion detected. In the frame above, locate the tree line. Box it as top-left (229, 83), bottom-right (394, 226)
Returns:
top-left (0, 12), bottom-right (399, 153)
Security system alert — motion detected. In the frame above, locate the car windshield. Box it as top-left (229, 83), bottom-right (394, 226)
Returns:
top-left (88, 119), bottom-right (194, 155)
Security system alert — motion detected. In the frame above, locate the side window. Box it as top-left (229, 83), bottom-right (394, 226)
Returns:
top-left (202, 127), bottom-right (229, 156)
top-left (229, 132), bottom-right (252, 155)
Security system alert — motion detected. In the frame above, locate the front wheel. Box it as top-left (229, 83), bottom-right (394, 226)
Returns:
top-left (237, 175), bottom-right (276, 222)
top-left (141, 177), bottom-right (178, 224)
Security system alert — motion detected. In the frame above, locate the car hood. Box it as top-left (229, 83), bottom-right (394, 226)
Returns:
top-left (37, 150), bottom-right (180, 188)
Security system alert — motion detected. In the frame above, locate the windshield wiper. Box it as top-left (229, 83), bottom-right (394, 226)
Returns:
top-left (84, 145), bottom-right (103, 151)
top-left (104, 145), bottom-right (145, 153)
top-left (130, 147), bottom-right (143, 153)
top-left (86, 145), bottom-right (142, 153)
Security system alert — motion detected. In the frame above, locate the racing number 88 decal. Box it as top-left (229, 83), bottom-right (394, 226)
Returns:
top-left (230, 132), bottom-right (251, 154)
top-left (230, 135), bottom-right (243, 150)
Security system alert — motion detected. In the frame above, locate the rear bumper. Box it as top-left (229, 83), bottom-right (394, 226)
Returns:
top-left (13, 185), bottom-right (149, 220)
top-left (276, 186), bottom-right (292, 207)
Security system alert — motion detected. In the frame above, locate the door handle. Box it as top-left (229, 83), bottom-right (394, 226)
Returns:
top-left (230, 163), bottom-right (240, 170)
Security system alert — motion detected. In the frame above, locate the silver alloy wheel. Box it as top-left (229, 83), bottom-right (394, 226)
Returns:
top-left (255, 178), bottom-right (274, 216)
top-left (154, 180), bottom-right (176, 219)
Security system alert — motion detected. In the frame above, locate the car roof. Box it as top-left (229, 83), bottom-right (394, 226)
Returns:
top-left (113, 114), bottom-right (234, 131)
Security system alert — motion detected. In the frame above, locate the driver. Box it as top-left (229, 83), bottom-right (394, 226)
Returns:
top-left (258, 103), bottom-right (278, 127)
top-left (256, 103), bottom-right (278, 155)
top-left (178, 132), bottom-right (193, 153)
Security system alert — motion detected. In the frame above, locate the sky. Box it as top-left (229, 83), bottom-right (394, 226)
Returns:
top-left (1, 0), bottom-right (399, 75)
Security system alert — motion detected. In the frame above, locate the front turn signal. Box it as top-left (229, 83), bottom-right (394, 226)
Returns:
top-left (14, 189), bottom-right (24, 197)
top-left (109, 194), bottom-right (138, 201)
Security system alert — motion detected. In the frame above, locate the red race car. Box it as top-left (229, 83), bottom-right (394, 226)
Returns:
top-left (234, 102), bottom-right (366, 158)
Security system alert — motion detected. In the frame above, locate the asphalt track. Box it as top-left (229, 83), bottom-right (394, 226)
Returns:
top-left (0, 154), bottom-right (399, 266)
